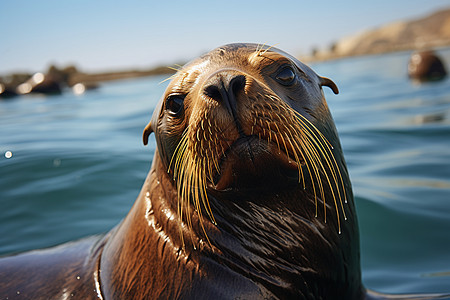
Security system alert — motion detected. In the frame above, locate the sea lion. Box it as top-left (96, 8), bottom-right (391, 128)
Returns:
top-left (408, 50), bottom-right (448, 82)
top-left (1, 43), bottom-right (448, 300)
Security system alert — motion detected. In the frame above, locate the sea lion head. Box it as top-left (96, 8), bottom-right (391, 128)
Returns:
top-left (143, 43), bottom-right (351, 232)
top-left (408, 50), bottom-right (448, 82)
top-left (142, 43), bottom-right (361, 298)
top-left (148, 44), bottom-right (338, 168)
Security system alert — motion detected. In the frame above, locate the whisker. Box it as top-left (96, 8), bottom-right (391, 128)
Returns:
top-left (294, 114), bottom-right (348, 222)
top-left (159, 71), bottom-right (179, 84)
top-left (260, 43), bottom-right (279, 55)
top-left (266, 94), bottom-right (348, 231)
top-left (169, 86), bottom-right (349, 248)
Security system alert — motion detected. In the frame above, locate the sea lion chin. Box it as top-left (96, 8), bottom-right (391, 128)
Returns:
top-left (210, 136), bottom-right (301, 192)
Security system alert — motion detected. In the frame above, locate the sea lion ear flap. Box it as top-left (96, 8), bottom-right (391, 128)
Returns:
top-left (143, 98), bottom-right (164, 145)
top-left (142, 121), bottom-right (153, 146)
top-left (319, 77), bottom-right (339, 95)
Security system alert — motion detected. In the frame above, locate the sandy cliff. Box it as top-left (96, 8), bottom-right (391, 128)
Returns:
top-left (312, 8), bottom-right (450, 60)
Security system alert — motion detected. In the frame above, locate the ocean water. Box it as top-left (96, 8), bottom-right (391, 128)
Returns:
top-left (1, 49), bottom-right (450, 295)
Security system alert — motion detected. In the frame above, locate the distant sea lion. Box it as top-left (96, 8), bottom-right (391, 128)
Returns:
top-left (1, 43), bottom-right (448, 299)
top-left (408, 50), bottom-right (448, 82)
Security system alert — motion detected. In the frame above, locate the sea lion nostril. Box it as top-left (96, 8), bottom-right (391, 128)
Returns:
top-left (204, 84), bottom-right (222, 101)
top-left (229, 75), bottom-right (246, 94)
top-left (203, 74), bottom-right (246, 102)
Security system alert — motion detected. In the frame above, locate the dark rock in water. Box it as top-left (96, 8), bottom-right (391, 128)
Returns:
top-left (71, 82), bottom-right (100, 95)
top-left (1, 63), bottom-right (175, 99)
top-left (0, 73), bottom-right (30, 98)
top-left (2, 65), bottom-right (78, 98)
top-left (408, 50), bottom-right (448, 82)
top-left (0, 83), bottom-right (18, 99)
top-left (16, 72), bottom-right (62, 95)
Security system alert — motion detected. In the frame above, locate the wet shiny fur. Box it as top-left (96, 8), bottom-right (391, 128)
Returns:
top-left (1, 44), bottom-right (448, 300)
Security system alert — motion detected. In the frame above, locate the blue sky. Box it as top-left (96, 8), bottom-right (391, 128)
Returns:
top-left (1, 0), bottom-right (450, 74)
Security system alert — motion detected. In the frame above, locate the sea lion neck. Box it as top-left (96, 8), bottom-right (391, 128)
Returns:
top-left (100, 147), bottom-right (363, 299)
top-left (201, 185), bottom-right (364, 299)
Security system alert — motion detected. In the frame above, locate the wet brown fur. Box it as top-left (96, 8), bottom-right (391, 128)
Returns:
top-left (2, 43), bottom-right (367, 299)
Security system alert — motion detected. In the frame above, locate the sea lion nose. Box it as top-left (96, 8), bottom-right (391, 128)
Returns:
top-left (203, 73), bottom-right (246, 118)
top-left (204, 73), bottom-right (246, 134)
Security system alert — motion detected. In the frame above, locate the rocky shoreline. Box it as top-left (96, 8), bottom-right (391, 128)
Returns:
top-left (0, 64), bottom-right (176, 98)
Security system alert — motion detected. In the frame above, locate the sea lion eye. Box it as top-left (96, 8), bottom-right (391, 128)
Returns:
top-left (166, 95), bottom-right (185, 116)
top-left (275, 66), bottom-right (296, 86)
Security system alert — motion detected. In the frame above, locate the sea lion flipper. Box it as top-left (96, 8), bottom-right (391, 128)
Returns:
top-left (319, 77), bottom-right (339, 95)
top-left (143, 121), bottom-right (153, 145)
